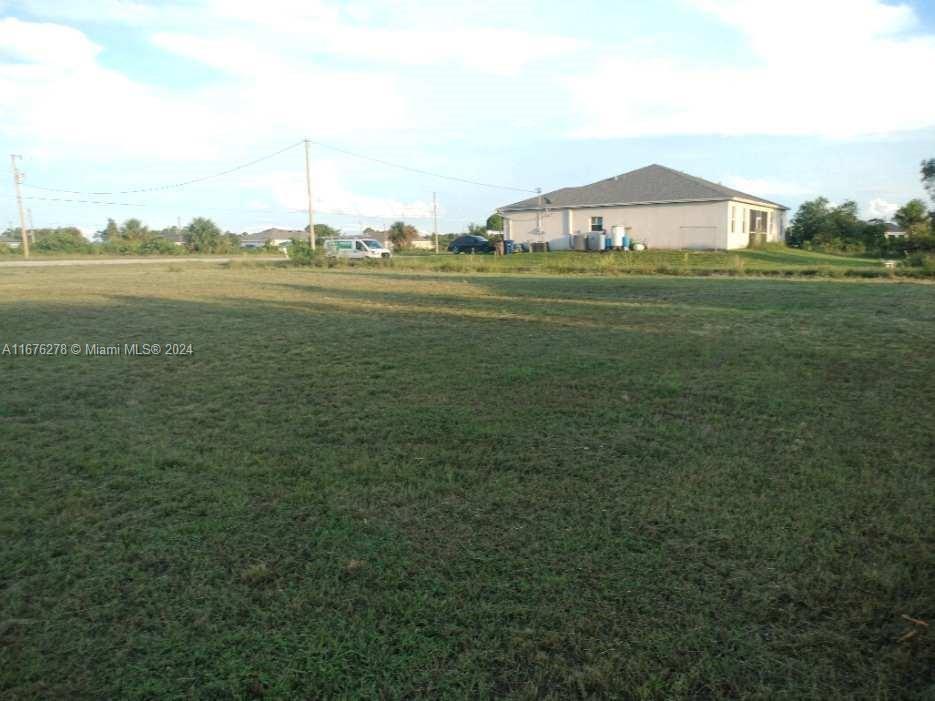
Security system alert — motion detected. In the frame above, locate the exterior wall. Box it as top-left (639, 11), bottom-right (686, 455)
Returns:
top-left (504, 201), bottom-right (732, 250)
top-left (726, 200), bottom-right (786, 248)
top-left (502, 199), bottom-right (787, 251)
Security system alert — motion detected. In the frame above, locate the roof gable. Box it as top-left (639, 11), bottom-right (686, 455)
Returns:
top-left (500, 164), bottom-right (786, 211)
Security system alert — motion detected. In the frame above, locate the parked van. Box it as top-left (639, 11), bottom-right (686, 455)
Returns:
top-left (323, 238), bottom-right (392, 260)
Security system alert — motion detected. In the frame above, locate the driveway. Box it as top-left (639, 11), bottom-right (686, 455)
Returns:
top-left (0, 256), bottom-right (285, 268)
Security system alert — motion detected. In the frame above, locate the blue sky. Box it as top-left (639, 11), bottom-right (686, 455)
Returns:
top-left (1, 0), bottom-right (934, 237)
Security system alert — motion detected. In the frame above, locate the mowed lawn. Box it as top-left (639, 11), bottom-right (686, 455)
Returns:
top-left (1, 264), bottom-right (933, 699)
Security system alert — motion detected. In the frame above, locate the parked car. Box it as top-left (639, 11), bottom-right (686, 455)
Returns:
top-left (324, 238), bottom-right (392, 260)
top-left (448, 235), bottom-right (494, 254)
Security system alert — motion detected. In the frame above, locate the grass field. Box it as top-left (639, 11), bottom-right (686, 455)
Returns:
top-left (1, 264), bottom-right (933, 699)
top-left (374, 247), bottom-right (933, 279)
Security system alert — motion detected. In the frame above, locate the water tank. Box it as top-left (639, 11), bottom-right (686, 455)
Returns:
top-left (573, 233), bottom-right (587, 251)
top-left (588, 232), bottom-right (605, 251)
top-left (610, 225), bottom-right (626, 248)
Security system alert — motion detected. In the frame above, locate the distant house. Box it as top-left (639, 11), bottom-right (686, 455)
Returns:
top-left (499, 164), bottom-right (788, 251)
top-left (241, 228), bottom-right (303, 249)
top-left (0, 235), bottom-right (21, 249)
top-left (408, 238), bottom-right (435, 250)
top-left (154, 230), bottom-right (186, 246)
top-left (883, 223), bottom-right (907, 238)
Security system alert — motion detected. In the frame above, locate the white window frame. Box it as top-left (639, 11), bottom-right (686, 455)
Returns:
top-left (590, 216), bottom-right (604, 232)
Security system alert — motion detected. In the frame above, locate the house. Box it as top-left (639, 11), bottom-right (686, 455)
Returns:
top-left (241, 228), bottom-right (303, 249)
top-left (154, 229), bottom-right (186, 246)
top-left (498, 164), bottom-right (788, 251)
top-left (408, 238), bottom-right (436, 250)
top-left (883, 223), bottom-right (907, 238)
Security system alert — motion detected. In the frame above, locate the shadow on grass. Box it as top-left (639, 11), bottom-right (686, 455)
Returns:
top-left (1, 283), bottom-right (933, 699)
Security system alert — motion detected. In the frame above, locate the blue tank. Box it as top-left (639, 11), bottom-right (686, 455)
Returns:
top-left (622, 234), bottom-right (631, 250)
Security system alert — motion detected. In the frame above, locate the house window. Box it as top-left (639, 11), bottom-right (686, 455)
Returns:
top-left (590, 216), bottom-right (604, 232)
top-left (749, 209), bottom-right (768, 233)
top-left (730, 206), bottom-right (736, 233)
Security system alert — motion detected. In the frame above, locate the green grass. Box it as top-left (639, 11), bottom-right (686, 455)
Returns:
top-left (357, 246), bottom-right (917, 279)
top-left (1, 265), bottom-right (933, 699)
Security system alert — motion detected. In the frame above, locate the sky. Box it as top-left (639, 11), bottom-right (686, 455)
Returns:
top-left (1, 0), bottom-right (934, 237)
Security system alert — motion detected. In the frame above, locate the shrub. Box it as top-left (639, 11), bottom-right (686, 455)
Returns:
top-left (0, 242), bottom-right (18, 256)
top-left (100, 236), bottom-right (183, 256)
top-left (285, 238), bottom-right (325, 266)
top-left (32, 230), bottom-right (93, 254)
top-left (903, 252), bottom-right (935, 270)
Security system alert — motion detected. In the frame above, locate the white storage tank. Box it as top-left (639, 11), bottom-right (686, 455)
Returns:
top-left (573, 233), bottom-right (587, 251)
top-left (610, 225), bottom-right (626, 248)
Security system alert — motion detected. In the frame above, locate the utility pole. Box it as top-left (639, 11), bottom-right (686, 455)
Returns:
top-left (304, 139), bottom-right (315, 250)
top-left (536, 187), bottom-right (543, 242)
top-left (9, 155), bottom-right (29, 258)
top-left (433, 192), bottom-right (438, 254)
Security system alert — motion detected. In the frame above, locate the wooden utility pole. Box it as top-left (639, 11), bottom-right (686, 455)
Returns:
top-left (304, 139), bottom-right (315, 250)
top-left (433, 192), bottom-right (438, 254)
top-left (9, 155), bottom-right (29, 258)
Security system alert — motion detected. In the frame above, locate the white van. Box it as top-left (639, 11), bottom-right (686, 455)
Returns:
top-left (323, 238), bottom-right (392, 260)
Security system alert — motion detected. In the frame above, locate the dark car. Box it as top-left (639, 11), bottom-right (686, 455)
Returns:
top-left (448, 235), bottom-right (494, 254)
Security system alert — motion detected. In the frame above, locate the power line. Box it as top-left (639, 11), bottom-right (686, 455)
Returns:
top-left (21, 195), bottom-right (478, 223)
top-left (20, 138), bottom-right (537, 196)
top-left (21, 141), bottom-right (305, 196)
top-left (24, 195), bottom-right (149, 207)
top-left (304, 138), bottom-right (538, 194)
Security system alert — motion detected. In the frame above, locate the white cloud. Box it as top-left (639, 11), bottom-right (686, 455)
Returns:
top-left (241, 165), bottom-right (436, 222)
top-left (865, 197), bottom-right (899, 220)
top-left (569, 0), bottom-right (935, 138)
top-left (0, 17), bottom-right (413, 163)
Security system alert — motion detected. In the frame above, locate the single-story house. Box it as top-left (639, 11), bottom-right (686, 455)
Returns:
top-left (498, 164), bottom-right (788, 251)
top-left (154, 230), bottom-right (186, 246)
top-left (408, 238), bottom-right (436, 250)
top-left (883, 223), bottom-right (907, 238)
top-left (0, 236), bottom-right (22, 249)
top-left (241, 228), bottom-right (303, 249)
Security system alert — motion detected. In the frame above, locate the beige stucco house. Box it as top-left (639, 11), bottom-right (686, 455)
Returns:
top-left (499, 164), bottom-right (788, 250)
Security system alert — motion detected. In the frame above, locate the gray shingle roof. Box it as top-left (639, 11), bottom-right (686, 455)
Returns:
top-left (242, 227), bottom-right (303, 243)
top-left (500, 164), bottom-right (787, 212)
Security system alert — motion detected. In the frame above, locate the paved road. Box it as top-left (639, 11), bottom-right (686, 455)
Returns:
top-left (0, 256), bottom-right (285, 268)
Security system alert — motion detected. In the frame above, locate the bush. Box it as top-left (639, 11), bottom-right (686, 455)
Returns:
top-left (138, 237), bottom-right (183, 255)
top-left (32, 230), bottom-right (93, 254)
top-left (100, 236), bottom-right (183, 256)
top-left (804, 235), bottom-right (866, 254)
top-left (0, 242), bottom-right (18, 256)
top-left (285, 238), bottom-right (325, 266)
top-left (903, 252), bottom-right (935, 270)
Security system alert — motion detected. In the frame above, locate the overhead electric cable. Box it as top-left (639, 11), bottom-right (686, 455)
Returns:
top-left (303, 138), bottom-right (538, 194)
top-left (21, 141), bottom-right (305, 196)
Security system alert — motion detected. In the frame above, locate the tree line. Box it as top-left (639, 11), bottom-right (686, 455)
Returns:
top-left (2, 217), bottom-right (269, 255)
top-left (786, 160), bottom-right (934, 259)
